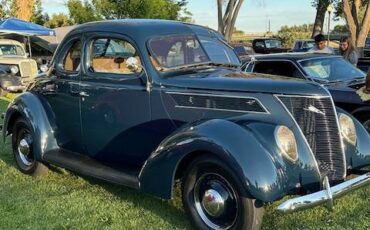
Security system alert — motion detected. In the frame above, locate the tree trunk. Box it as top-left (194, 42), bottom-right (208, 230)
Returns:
top-left (312, 0), bottom-right (330, 38)
top-left (217, 0), bottom-right (244, 42)
top-left (342, 0), bottom-right (370, 57)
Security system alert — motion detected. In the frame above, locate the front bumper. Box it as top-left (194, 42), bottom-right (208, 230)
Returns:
top-left (277, 173), bottom-right (370, 213)
top-left (5, 85), bottom-right (26, 92)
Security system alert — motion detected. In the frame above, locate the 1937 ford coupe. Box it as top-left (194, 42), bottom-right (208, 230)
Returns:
top-left (3, 20), bottom-right (370, 230)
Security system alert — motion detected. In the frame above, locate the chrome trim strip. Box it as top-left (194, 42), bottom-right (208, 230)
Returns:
top-left (174, 105), bottom-right (268, 114)
top-left (274, 94), bottom-right (322, 179)
top-left (167, 91), bottom-right (270, 114)
top-left (277, 173), bottom-right (370, 213)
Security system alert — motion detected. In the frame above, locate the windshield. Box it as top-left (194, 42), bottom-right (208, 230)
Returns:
top-left (149, 34), bottom-right (240, 70)
top-left (299, 57), bottom-right (365, 82)
top-left (265, 39), bottom-right (282, 48)
top-left (303, 41), bottom-right (315, 49)
top-left (0, 44), bottom-right (25, 56)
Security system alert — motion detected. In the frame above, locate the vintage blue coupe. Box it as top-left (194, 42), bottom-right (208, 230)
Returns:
top-left (3, 20), bottom-right (370, 230)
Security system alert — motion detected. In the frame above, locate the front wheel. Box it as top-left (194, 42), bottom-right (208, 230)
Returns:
top-left (12, 118), bottom-right (48, 176)
top-left (182, 155), bottom-right (264, 230)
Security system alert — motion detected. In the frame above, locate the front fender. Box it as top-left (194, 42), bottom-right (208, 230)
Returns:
top-left (3, 92), bottom-right (58, 160)
top-left (337, 107), bottom-right (370, 169)
top-left (139, 119), bottom-right (321, 202)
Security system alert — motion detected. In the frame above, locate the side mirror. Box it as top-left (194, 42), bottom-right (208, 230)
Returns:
top-left (40, 64), bottom-right (49, 73)
top-left (126, 57), bottom-right (141, 73)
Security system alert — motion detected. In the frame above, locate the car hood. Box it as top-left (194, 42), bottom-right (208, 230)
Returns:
top-left (0, 56), bottom-right (28, 64)
top-left (161, 68), bottom-right (329, 96)
top-left (326, 81), bottom-right (368, 105)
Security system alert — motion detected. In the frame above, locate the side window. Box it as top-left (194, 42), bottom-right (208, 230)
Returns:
top-left (88, 38), bottom-right (141, 75)
top-left (253, 61), bottom-right (303, 79)
top-left (61, 40), bottom-right (82, 72)
top-left (255, 41), bottom-right (265, 48)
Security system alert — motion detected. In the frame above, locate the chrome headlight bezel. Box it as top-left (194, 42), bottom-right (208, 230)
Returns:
top-left (10, 65), bottom-right (19, 75)
top-left (339, 113), bottom-right (357, 145)
top-left (275, 125), bottom-right (298, 162)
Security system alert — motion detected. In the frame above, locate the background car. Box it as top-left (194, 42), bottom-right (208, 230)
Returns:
top-left (0, 39), bottom-right (38, 95)
top-left (243, 53), bottom-right (370, 131)
top-left (364, 37), bottom-right (370, 57)
top-left (291, 39), bottom-right (315, 52)
top-left (252, 38), bottom-right (289, 54)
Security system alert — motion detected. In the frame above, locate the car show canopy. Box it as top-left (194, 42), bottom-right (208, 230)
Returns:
top-left (0, 17), bottom-right (56, 36)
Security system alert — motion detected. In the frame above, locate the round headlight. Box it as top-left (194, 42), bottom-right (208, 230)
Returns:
top-left (275, 126), bottom-right (298, 162)
top-left (10, 65), bottom-right (19, 75)
top-left (339, 113), bottom-right (357, 145)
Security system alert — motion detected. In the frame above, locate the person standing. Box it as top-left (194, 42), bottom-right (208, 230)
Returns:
top-left (309, 34), bottom-right (335, 54)
top-left (339, 36), bottom-right (359, 66)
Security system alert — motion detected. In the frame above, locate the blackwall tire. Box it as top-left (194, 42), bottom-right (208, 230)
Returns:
top-left (12, 118), bottom-right (48, 176)
top-left (181, 155), bottom-right (264, 230)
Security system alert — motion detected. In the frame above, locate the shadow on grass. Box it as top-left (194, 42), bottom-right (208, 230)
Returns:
top-left (0, 135), bottom-right (191, 229)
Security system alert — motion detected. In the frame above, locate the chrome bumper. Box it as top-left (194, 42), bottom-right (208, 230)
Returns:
top-left (277, 173), bottom-right (370, 213)
top-left (5, 85), bottom-right (25, 92)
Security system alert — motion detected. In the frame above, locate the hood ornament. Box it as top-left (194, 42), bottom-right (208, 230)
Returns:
top-left (304, 105), bottom-right (325, 115)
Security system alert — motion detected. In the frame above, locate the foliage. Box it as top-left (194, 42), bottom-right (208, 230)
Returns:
top-left (332, 24), bottom-right (349, 33)
top-left (0, 0), bottom-right (11, 19)
top-left (67, 0), bottom-right (102, 24)
top-left (30, 0), bottom-right (46, 25)
top-left (276, 24), bottom-right (313, 48)
top-left (92, 0), bottom-right (189, 20)
top-left (44, 13), bottom-right (72, 29)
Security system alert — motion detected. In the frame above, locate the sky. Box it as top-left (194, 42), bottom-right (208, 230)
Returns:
top-left (42, 0), bottom-right (346, 33)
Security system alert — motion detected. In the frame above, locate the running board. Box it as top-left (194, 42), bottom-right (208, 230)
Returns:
top-left (43, 150), bottom-right (140, 189)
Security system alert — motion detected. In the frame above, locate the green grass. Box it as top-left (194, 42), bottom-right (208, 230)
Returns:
top-left (1, 99), bottom-right (370, 230)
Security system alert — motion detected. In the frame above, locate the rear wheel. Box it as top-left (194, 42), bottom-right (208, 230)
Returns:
top-left (12, 118), bottom-right (48, 176)
top-left (182, 155), bottom-right (263, 230)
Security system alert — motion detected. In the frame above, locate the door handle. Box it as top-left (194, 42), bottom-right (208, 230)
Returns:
top-left (79, 91), bottom-right (89, 97)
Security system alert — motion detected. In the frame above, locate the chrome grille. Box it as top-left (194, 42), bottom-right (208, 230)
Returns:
top-left (20, 61), bottom-right (37, 79)
top-left (277, 96), bottom-right (345, 181)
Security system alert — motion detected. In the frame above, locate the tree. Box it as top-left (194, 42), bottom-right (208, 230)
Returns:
top-left (10, 0), bottom-right (35, 21)
top-left (277, 24), bottom-right (313, 48)
top-left (341, 0), bottom-right (370, 55)
top-left (217, 0), bottom-right (244, 41)
top-left (67, 0), bottom-right (102, 24)
top-left (30, 0), bottom-right (46, 25)
top-left (0, 0), bottom-right (11, 19)
top-left (44, 13), bottom-right (72, 28)
top-left (311, 0), bottom-right (331, 37)
top-left (92, 0), bottom-right (188, 20)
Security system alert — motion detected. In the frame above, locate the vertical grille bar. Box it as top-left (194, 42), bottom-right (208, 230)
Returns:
top-left (278, 96), bottom-right (345, 182)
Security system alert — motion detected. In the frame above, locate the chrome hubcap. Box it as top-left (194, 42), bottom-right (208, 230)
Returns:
top-left (194, 173), bottom-right (238, 229)
top-left (17, 136), bottom-right (32, 166)
top-left (202, 189), bottom-right (225, 217)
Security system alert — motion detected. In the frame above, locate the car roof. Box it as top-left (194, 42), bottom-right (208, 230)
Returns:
top-left (252, 52), bottom-right (341, 61)
top-left (66, 19), bottom-right (222, 41)
top-left (0, 39), bottom-right (24, 46)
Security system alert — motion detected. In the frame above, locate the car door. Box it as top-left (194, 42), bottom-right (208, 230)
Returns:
top-left (43, 36), bottom-right (84, 153)
top-left (79, 33), bottom-right (151, 171)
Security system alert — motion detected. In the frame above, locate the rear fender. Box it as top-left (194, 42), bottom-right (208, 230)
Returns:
top-left (3, 92), bottom-right (58, 160)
